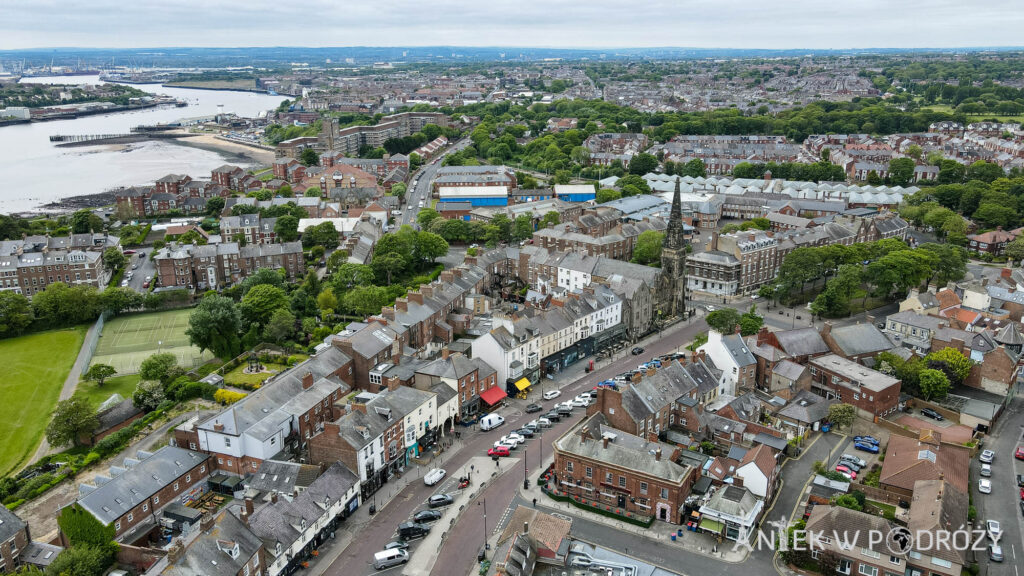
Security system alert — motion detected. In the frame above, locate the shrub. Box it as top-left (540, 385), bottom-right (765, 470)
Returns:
top-left (214, 389), bottom-right (247, 405)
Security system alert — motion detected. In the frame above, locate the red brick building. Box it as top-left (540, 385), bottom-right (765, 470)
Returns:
top-left (808, 354), bottom-right (901, 418)
top-left (0, 507), bottom-right (29, 574)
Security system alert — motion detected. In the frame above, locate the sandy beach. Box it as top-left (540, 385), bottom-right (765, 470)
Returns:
top-left (167, 130), bottom-right (276, 166)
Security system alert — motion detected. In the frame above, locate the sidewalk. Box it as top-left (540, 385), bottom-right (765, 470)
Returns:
top-left (517, 455), bottom-right (748, 564)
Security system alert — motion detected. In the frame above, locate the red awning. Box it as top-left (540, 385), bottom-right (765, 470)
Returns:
top-left (479, 386), bottom-right (508, 406)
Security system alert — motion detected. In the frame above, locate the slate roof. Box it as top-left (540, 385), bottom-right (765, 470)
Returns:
top-left (775, 389), bottom-right (835, 424)
top-left (995, 321), bottom-right (1024, 346)
top-left (773, 327), bottom-right (830, 357)
top-left (247, 460), bottom-right (322, 495)
top-left (907, 480), bottom-right (969, 565)
top-left (827, 323), bottom-right (895, 357)
top-left (739, 443), bottom-right (777, 478)
top-left (0, 505), bottom-right (26, 544)
top-left (77, 446), bottom-right (210, 525)
top-left (880, 433), bottom-right (970, 494)
top-left (805, 505), bottom-right (897, 557)
top-left (163, 509), bottom-right (262, 576)
top-left (809, 354), bottom-right (900, 392)
top-left (771, 359), bottom-right (806, 381)
top-left (721, 333), bottom-right (756, 366)
top-left (700, 485), bottom-right (761, 519)
top-left (555, 413), bottom-right (691, 484)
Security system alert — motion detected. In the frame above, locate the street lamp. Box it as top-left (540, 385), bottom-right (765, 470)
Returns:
top-left (478, 499), bottom-right (489, 550)
top-left (524, 443), bottom-right (530, 489)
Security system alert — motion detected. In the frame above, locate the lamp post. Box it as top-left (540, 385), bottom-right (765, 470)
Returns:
top-left (478, 499), bottom-right (489, 550)
top-left (524, 444), bottom-right (530, 489)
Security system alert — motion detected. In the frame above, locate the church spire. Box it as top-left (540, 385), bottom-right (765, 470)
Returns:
top-left (665, 176), bottom-right (685, 250)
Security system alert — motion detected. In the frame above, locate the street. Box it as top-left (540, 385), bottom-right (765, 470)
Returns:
top-left (123, 249), bottom-right (155, 291)
top-left (399, 138), bottom-right (471, 228)
top-left (322, 315), bottom-right (709, 576)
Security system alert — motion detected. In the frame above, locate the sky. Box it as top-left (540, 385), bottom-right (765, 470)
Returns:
top-left (3, 0), bottom-right (1024, 50)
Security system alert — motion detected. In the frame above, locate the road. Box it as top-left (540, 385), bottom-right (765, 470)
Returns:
top-left (971, 396), bottom-right (1024, 576)
top-left (124, 249), bottom-right (155, 291)
top-left (399, 138), bottom-right (471, 228)
top-left (323, 315), bottom-right (709, 576)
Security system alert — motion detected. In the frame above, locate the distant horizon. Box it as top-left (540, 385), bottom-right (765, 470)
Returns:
top-left (4, 0), bottom-right (1023, 52)
top-left (4, 45), bottom-right (1024, 53)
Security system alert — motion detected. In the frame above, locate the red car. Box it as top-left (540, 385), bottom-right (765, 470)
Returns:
top-left (1020, 487), bottom-right (1024, 500)
top-left (488, 445), bottom-right (510, 457)
top-left (836, 465), bottom-right (858, 480)
top-left (1016, 446), bottom-right (1024, 461)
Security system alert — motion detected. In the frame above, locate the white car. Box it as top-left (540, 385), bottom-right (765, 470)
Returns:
top-left (572, 395), bottom-right (592, 408)
top-left (120, 279), bottom-right (129, 287)
top-left (542, 390), bottom-right (562, 401)
top-left (496, 433), bottom-right (525, 447)
top-left (986, 519), bottom-right (1002, 541)
top-left (980, 449), bottom-right (995, 463)
top-left (556, 401), bottom-right (574, 411)
top-left (528, 418), bottom-right (551, 429)
top-left (980, 463), bottom-right (992, 477)
top-left (978, 479), bottom-right (992, 494)
top-left (424, 468), bottom-right (446, 486)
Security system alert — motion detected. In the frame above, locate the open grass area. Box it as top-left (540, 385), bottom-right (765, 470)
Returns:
top-left (920, 104), bottom-right (1024, 124)
top-left (223, 363), bottom-right (287, 388)
top-left (0, 328), bottom-right (86, 477)
top-left (92, 308), bottom-right (213, 374)
top-left (72, 374), bottom-right (142, 410)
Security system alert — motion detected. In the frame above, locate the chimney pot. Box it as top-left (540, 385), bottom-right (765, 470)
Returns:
top-left (602, 437), bottom-right (609, 449)
top-left (523, 522), bottom-right (529, 534)
top-left (655, 448), bottom-right (662, 461)
top-left (302, 371), bottom-right (314, 390)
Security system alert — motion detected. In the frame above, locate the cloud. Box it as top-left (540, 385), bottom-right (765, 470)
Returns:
top-left (2, 0), bottom-right (1023, 49)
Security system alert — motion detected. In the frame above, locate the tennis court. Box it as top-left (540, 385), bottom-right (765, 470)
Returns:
top-left (92, 308), bottom-right (213, 374)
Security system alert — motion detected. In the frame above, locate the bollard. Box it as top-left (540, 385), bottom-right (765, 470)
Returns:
top-left (671, 533), bottom-right (677, 542)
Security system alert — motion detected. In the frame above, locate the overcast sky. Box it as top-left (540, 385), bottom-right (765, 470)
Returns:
top-left (3, 0), bottom-right (1023, 50)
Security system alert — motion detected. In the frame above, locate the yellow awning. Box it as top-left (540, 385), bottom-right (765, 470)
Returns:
top-left (514, 378), bottom-right (531, 391)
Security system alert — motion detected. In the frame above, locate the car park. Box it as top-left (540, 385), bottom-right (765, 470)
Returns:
top-left (424, 468), bottom-right (446, 486)
top-left (525, 403), bottom-right (542, 413)
top-left (840, 454), bottom-right (867, 468)
top-left (979, 479), bottom-right (992, 494)
top-left (854, 441), bottom-right (879, 454)
top-left (921, 408), bottom-right (944, 421)
top-left (543, 390), bottom-right (562, 400)
top-left (414, 510), bottom-right (442, 523)
top-left (980, 464), bottom-right (992, 477)
top-left (631, 347), bottom-right (645, 355)
top-left (487, 445), bottom-right (511, 457)
top-left (428, 494), bottom-right (453, 508)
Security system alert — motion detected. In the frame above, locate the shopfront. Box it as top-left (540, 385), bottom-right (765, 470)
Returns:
top-left (506, 377), bottom-right (531, 399)
top-left (479, 386), bottom-right (508, 413)
top-left (541, 337), bottom-right (595, 376)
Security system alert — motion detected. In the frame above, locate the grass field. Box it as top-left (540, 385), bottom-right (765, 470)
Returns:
top-left (919, 104), bottom-right (1024, 124)
top-left (0, 328), bottom-right (85, 477)
top-left (73, 374), bottom-right (142, 410)
top-left (92, 308), bottom-right (213, 374)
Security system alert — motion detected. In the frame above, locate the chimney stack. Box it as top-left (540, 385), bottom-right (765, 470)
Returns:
top-left (270, 492), bottom-right (278, 504)
top-left (302, 371), bottom-right (314, 390)
top-left (200, 511), bottom-right (214, 532)
top-left (523, 522), bottom-right (529, 534)
top-left (602, 436), bottom-right (609, 449)
top-left (442, 347), bottom-right (450, 360)
top-left (655, 448), bottom-right (662, 461)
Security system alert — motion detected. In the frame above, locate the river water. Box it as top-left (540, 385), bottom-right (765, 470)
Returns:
top-left (0, 75), bottom-right (286, 213)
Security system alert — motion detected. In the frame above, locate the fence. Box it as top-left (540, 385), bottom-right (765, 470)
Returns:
top-left (78, 312), bottom-right (108, 373)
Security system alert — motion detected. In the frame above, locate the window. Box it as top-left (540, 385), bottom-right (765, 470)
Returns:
top-left (218, 458), bottom-right (223, 464)
top-left (143, 503), bottom-right (148, 512)
top-left (837, 559), bottom-right (851, 575)
top-left (186, 474), bottom-right (191, 483)
top-left (115, 521), bottom-right (121, 531)
top-left (618, 476), bottom-right (626, 488)
top-left (858, 564), bottom-right (878, 576)
top-left (200, 466), bottom-right (206, 473)
top-left (929, 558), bottom-right (952, 569)
top-left (640, 482), bottom-right (648, 494)
top-left (566, 461), bottom-right (573, 473)
top-left (810, 550), bottom-right (820, 560)
top-left (660, 488), bottom-right (668, 499)
top-left (224, 438), bottom-right (231, 447)
top-left (585, 467), bottom-right (592, 478)
top-left (189, 442), bottom-right (197, 450)
top-left (154, 496), bottom-right (159, 505)
top-left (888, 556), bottom-right (900, 565)
top-left (853, 393), bottom-right (860, 401)
top-left (862, 548), bottom-right (880, 559)
top-left (173, 482), bottom-right (179, 491)
top-left (127, 513), bottom-right (134, 522)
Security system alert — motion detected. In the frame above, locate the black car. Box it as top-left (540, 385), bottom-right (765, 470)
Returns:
top-left (525, 403), bottom-right (542, 413)
top-left (413, 510), bottom-right (442, 523)
top-left (515, 428), bottom-right (535, 437)
top-left (921, 408), bottom-right (944, 421)
top-left (428, 494), bottom-right (453, 508)
top-left (385, 540), bottom-right (409, 551)
top-left (1017, 474), bottom-right (1024, 487)
top-left (544, 411), bottom-right (562, 422)
top-left (1020, 500), bottom-right (1024, 517)
top-left (631, 346), bottom-right (645, 355)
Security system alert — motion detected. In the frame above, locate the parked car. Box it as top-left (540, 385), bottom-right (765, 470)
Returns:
top-left (397, 522), bottom-right (431, 541)
top-left (1016, 474), bottom-right (1024, 487)
top-left (835, 465), bottom-right (857, 479)
top-left (534, 417), bottom-right (552, 428)
top-left (544, 411), bottom-right (562, 422)
top-left (1020, 500), bottom-right (1024, 517)
top-left (424, 469), bottom-right (446, 486)
top-left (980, 464), bottom-right (992, 477)
top-left (986, 519), bottom-right (1002, 541)
top-left (1016, 446), bottom-right (1024, 461)
top-left (840, 454), bottom-right (867, 468)
top-left (853, 436), bottom-right (879, 445)
top-left (413, 510), bottom-right (441, 523)
top-left (631, 347), bottom-right (645, 355)
top-left (374, 549), bottom-right (409, 570)
top-left (428, 494), bottom-right (453, 508)
top-left (556, 404), bottom-right (573, 416)
top-left (525, 403), bottom-right (542, 413)
top-left (838, 460), bottom-right (861, 472)
top-left (384, 540), bottom-right (409, 551)
top-left (480, 414), bottom-right (504, 431)
top-left (543, 390), bottom-right (562, 400)
top-left (487, 445), bottom-right (511, 457)
top-left (496, 433), bottom-right (524, 447)
top-left (921, 408), bottom-right (944, 421)
top-left (854, 441), bottom-right (879, 454)
top-left (120, 279), bottom-right (129, 287)
top-left (989, 542), bottom-right (1004, 562)
top-left (515, 428), bottom-right (535, 437)
top-left (835, 470), bottom-right (853, 482)
top-left (572, 395), bottom-right (592, 408)
top-left (979, 479), bottom-right (992, 494)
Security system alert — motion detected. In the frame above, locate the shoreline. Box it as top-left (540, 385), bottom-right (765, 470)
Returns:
top-left (166, 130), bottom-right (275, 165)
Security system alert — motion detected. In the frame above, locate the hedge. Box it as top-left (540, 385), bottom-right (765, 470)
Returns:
top-left (543, 488), bottom-right (654, 528)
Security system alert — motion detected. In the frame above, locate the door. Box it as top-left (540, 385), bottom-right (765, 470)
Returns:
top-left (617, 494), bottom-right (626, 509)
top-left (659, 507), bottom-right (668, 521)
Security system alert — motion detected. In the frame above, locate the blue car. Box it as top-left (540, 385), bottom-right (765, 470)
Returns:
top-left (854, 441), bottom-right (880, 454)
top-left (854, 436), bottom-right (880, 445)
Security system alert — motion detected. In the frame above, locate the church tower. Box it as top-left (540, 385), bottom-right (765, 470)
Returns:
top-left (659, 177), bottom-right (687, 318)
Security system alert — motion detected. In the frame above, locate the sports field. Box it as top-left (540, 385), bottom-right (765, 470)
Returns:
top-left (92, 308), bottom-right (213, 374)
top-left (0, 328), bottom-right (85, 477)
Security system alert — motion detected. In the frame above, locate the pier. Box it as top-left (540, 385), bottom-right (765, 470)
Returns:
top-left (48, 132), bottom-right (198, 147)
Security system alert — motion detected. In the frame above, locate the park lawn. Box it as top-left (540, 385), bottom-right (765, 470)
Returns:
top-left (73, 374), bottom-right (142, 410)
top-left (0, 328), bottom-right (86, 477)
top-left (223, 363), bottom-right (288, 388)
top-left (920, 104), bottom-right (1024, 123)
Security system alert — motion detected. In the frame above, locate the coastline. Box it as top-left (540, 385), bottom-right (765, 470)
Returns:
top-left (166, 130), bottom-right (275, 166)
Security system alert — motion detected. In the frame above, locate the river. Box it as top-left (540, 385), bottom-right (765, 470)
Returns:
top-left (0, 75), bottom-right (287, 213)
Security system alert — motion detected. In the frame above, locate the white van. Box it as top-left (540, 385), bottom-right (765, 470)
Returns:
top-left (480, 414), bottom-right (505, 431)
top-left (373, 548), bottom-right (409, 570)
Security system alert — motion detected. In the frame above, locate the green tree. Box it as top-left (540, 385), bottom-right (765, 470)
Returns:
top-left (937, 160), bottom-right (966, 184)
top-left (343, 285), bottom-right (390, 316)
top-left (205, 196), bottom-right (226, 216)
top-left (83, 364), bottom-right (116, 386)
top-left (0, 291), bottom-right (33, 337)
top-left (333, 262), bottom-right (375, 288)
top-left (304, 186), bottom-right (322, 198)
top-left (918, 368), bottom-right (951, 401)
top-left (274, 215), bottom-right (300, 242)
top-left (905, 144), bottom-right (923, 161)
top-left (888, 158), bottom-right (915, 186)
top-left (513, 215), bottom-right (534, 242)
top-left (866, 170), bottom-right (883, 185)
top-left (239, 267), bottom-right (284, 295)
top-left (390, 182), bottom-right (407, 199)
top-left (827, 403), bottom-right (856, 430)
top-left (553, 170), bottom-right (572, 185)
top-left (57, 503), bottom-right (115, 547)
top-left (417, 208), bottom-right (441, 229)
top-left (833, 494), bottom-right (863, 511)
top-left (263, 308), bottom-right (296, 343)
top-left (966, 160), bottom-right (1003, 183)
top-left (240, 284), bottom-right (289, 328)
top-left (45, 397), bottom-right (99, 448)
top-left (317, 286), bottom-right (338, 314)
top-left (596, 188), bottom-right (621, 203)
top-left (139, 352), bottom-right (178, 383)
top-left (415, 231), bottom-right (449, 263)
top-left (1005, 235), bottom-right (1024, 263)
top-left (31, 283), bottom-right (102, 327)
top-left (371, 252), bottom-right (407, 285)
top-left (186, 294), bottom-right (242, 359)
top-left (300, 147), bottom-right (320, 167)
top-left (627, 153), bottom-right (659, 175)
top-left (70, 209), bottom-right (104, 234)
top-left (972, 203), bottom-right (1018, 229)
top-left (541, 211), bottom-right (560, 227)
top-left (925, 347), bottom-right (972, 385)
top-left (739, 307), bottom-right (764, 336)
top-left (101, 247), bottom-right (125, 273)
top-left (302, 221), bottom-right (339, 249)
top-left (132, 379), bottom-right (166, 412)
top-left (705, 308), bottom-right (742, 335)
top-left (45, 544), bottom-right (117, 576)
top-left (681, 158), bottom-right (707, 178)
top-left (631, 230), bottom-right (664, 265)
